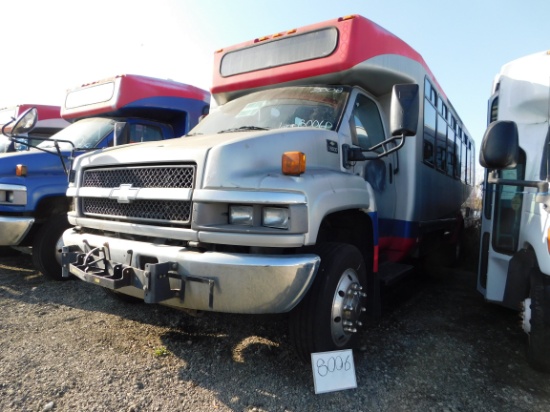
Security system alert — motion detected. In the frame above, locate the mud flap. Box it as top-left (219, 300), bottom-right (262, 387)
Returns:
top-left (503, 249), bottom-right (536, 310)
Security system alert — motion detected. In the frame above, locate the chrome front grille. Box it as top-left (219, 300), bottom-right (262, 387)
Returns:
top-left (82, 165), bottom-right (195, 188)
top-left (80, 165), bottom-right (195, 226)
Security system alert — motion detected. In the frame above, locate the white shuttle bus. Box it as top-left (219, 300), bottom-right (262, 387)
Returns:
top-left (478, 50), bottom-right (550, 371)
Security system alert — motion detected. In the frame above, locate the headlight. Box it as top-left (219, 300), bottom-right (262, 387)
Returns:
top-left (263, 207), bottom-right (289, 229)
top-left (229, 205), bottom-right (253, 225)
top-left (0, 184), bottom-right (27, 205)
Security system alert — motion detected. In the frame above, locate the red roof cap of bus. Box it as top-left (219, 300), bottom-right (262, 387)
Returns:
top-left (0, 104), bottom-right (62, 121)
top-left (61, 74), bottom-right (210, 120)
top-left (211, 15), bottom-right (434, 98)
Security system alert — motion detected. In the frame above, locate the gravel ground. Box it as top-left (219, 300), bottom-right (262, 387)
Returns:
top-left (1, 232), bottom-right (550, 412)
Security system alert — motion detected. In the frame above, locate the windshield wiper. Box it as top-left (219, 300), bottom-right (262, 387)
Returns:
top-left (218, 126), bottom-right (269, 134)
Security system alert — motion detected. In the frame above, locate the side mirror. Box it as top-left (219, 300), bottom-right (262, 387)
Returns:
top-left (390, 84), bottom-right (419, 137)
top-left (2, 108), bottom-right (38, 137)
top-left (479, 121), bottom-right (518, 169)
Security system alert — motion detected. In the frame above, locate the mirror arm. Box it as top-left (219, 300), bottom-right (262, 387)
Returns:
top-left (488, 170), bottom-right (550, 210)
top-left (377, 134), bottom-right (405, 158)
top-left (487, 171), bottom-right (548, 192)
top-left (487, 171), bottom-right (549, 192)
top-left (342, 134), bottom-right (406, 168)
top-left (1, 117), bottom-right (16, 137)
top-left (7, 136), bottom-right (76, 176)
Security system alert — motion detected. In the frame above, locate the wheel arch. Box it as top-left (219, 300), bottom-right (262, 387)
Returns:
top-left (316, 209), bottom-right (375, 274)
top-left (19, 195), bottom-right (71, 246)
top-left (34, 195), bottom-right (72, 221)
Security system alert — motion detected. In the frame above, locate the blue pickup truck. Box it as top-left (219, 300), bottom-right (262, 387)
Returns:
top-left (0, 74), bottom-right (210, 279)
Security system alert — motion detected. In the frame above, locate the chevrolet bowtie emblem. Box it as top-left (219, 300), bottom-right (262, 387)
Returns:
top-left (110, 184), bottom-right (139, 204)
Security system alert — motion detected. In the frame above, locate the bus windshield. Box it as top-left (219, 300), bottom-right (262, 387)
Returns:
top-left (38, 117), bottom-right (115, 150)
top-left (189, 86), bottom-right (349, 135)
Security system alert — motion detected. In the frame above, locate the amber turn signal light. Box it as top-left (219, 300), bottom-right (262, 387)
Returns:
top-left (16, 164), bottom-right (27, 177)
top-left (282, 151), bottom-right (306, 176)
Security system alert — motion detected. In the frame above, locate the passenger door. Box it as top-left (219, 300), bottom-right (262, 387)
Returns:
top-left (348, 91), bottom-right (397, 241)
top-left (478, 150), bottom-right (526, 303)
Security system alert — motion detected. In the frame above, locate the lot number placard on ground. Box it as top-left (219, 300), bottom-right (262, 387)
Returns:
top-left (311, 349), bottom-right (357, 394)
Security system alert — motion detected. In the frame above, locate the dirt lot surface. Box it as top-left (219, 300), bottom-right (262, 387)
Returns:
top-left (1, 234), bottom-right (550, 411)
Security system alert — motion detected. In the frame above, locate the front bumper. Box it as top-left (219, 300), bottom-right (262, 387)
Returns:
top-left (62, 229), bottom-right (320, 314)
top-left (0, 216), bottom-right (34, 245)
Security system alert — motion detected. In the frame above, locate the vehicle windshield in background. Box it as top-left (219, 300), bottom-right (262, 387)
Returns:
top-left (189, 86), bottom-right (349, 135)
top-left (37, 118), bottom-right (115, 151)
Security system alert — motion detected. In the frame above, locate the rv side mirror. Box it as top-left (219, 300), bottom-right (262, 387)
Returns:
top-left (479, 121), bottom-right (519, 169)
top-left (390, 84), bottom-right (419, 137)
top-left (2, 107), bottom-right (38, 137)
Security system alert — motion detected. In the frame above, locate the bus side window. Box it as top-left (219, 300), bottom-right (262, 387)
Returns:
top-left (350, 94), bottom-right (384, 152)
top-left (128, 124), bottom-right (164, 143)
top-left (423, 97), bottom-right (436, 165)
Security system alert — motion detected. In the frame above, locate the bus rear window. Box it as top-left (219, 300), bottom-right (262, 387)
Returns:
top-left (220, 27), bottom-right (338, 77)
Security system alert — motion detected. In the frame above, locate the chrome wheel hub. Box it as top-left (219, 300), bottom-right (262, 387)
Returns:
top-left (331, 268), bottom-right (366, 345)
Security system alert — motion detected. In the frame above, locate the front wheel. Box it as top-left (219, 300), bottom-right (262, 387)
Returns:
top-left (289, 243), bottom-right (368, 362)
top-left (525, 269), bottom-right (550, 372)
top-left (32, 215), bottom-right (71, 281)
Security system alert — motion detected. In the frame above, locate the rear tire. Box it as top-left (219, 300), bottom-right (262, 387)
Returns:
top-left (289, 243), bottom-right (368, 362)
top-left (526, 269), bottom-right (550, 372)
top-left (32, 215), bottom-right (71, 281)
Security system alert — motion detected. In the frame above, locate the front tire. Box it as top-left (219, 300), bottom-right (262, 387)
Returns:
top-left (526, 269), bottom-right (550, 372)
top-left (32, 215), bottom-right (71, 281)
top-left (289, 243), bottom-right (368, 362)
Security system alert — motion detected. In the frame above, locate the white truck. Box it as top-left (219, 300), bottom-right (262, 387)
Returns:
top-left (478, 50), bottom-right (550, 371)
top-left (62, 15), bottom-right (475, 360)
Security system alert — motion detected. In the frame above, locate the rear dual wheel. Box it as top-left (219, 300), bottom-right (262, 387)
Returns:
top-left (289, 243), bottom-right (368, 362)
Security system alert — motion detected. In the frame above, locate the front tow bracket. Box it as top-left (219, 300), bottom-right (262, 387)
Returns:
top-left (62, 244), bottom-right (215, 308)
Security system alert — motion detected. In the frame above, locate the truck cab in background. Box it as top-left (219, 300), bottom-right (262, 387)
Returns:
top-left (478, 50), bottom-right (550, 372)
top-left (0, 74), bottom-right (210, 278)
top-left (0, 104), bottom-right (69, 153)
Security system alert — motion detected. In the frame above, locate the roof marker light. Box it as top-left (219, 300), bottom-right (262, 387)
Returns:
top-left (338, 15), bottom-right (356, 22)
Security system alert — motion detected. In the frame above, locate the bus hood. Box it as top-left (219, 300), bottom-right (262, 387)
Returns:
top-left (0, 149), bottom-right (71, 180)
top-left (73, 128), bottom-right (342, 188)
